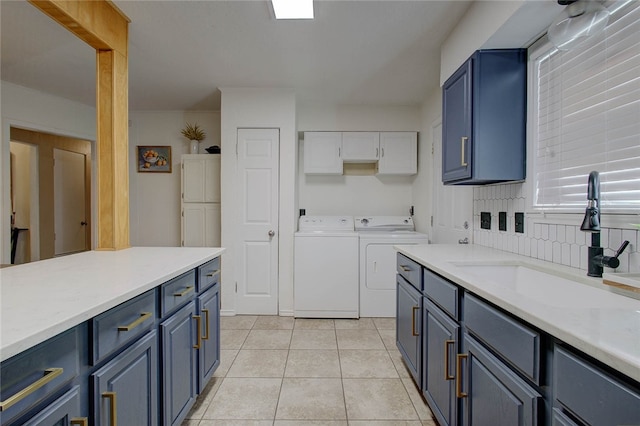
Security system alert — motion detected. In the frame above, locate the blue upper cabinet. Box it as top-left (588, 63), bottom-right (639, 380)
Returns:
top-left (442, 49), bottom-right (526, 185)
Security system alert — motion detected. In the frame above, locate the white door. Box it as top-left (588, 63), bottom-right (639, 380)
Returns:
top-left (53, 148), bottom-right (87, 255)
top-left (432, 122), bottom-right (473, 244)
top-left (236, 128), bottom-right (280, 314)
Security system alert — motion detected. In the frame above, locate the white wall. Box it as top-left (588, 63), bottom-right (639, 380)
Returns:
top-left (1, 81), bottom-right (96, 264)
top-left (220, 88), bottom-right (297, 316)
top-left (297, 104), bottom-right (421, 217)
top-left (128, 111), bottom-right (220, 247)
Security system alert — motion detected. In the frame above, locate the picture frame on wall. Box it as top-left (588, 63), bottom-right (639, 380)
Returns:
top-left (137, 146), bottom-right (171, 173)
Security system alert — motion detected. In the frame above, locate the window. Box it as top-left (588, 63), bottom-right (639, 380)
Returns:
top-left (530, 0), bottom-right (640, 213)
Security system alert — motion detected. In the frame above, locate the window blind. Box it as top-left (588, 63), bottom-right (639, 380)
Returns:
top-left (532, 0), bottom-right (640, 212)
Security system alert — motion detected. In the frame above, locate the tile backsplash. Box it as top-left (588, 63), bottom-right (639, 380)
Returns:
top-left (473, 183), bottom-right (640, 274)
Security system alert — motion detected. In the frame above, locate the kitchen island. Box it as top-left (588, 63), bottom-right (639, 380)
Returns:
top-left (395, 244), bottom-right (640, 426)
top-left (0, 246), bottom-right (224, 425)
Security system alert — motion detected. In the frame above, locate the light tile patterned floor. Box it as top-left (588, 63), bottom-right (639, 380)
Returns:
top-left (182, 316), bottom-right (438, 426)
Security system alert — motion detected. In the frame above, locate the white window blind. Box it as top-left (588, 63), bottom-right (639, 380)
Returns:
top-left (532, 0), bottom-right (640, 212)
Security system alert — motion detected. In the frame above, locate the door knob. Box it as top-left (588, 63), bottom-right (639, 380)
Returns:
top-left (268, 230), bottom-right (275, 237)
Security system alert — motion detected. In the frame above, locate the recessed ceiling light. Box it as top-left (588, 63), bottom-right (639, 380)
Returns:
top-left (271, 0), bottom-right (314, 20)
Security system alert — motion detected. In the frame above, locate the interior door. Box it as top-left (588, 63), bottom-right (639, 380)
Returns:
top-left (432, 122), bottom-right (473, 244)
top-left (53, 148), bottom-right (88, 256)
top-left (236, 128), bottom-right (280, 314)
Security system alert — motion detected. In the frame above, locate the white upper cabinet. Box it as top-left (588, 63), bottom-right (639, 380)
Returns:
top-left (303, 132), bottom-right (343, 174)
top-left (182, 155), bottom-right (221, 203)
top-left (378, 132), bottom-right (417, 175)
top-left (341, 132), bottom-right (380, 162)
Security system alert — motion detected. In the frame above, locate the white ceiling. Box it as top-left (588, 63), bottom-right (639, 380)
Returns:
top-left (1, 0), bottom-right (474, 111)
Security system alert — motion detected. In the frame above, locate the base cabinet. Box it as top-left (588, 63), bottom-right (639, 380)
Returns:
top-left (197, 284), bottom-right (221, 393)
top-left (22, 386), bottom-right (84, 426)
top-left (396, 275), bottom-right (422, 386)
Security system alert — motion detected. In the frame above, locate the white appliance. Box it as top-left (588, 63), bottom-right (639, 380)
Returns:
top-left (294, 216), bottom-right (359, 318)
top-left (356, 216), bottom-right (429, 317)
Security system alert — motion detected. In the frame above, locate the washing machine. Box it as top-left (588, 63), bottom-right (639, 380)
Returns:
top-left (356, 216), bottom-right (429, 317)
top-left (294, 216), bottom-right (359, 318)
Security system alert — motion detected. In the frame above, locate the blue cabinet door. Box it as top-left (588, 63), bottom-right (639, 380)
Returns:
top-left (442, 58), bottom-right (472, 183)
top-left (461, 333), bottom-right (541, 426)
top-left (22, 386), bottom-right (83, 426)
top-left (92, 330), bottom-right (158, 426)
top-left (396, 275), bottom-right (422, 386)
top-left (197, 284), bottom-right (220, 393)
top-left (423, 298), bottom-right (459, 426)
top-left (160, 300), bottom-right (198, 426)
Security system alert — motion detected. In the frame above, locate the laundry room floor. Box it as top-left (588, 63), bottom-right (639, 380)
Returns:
top-left (182, 316), bottom-right (438, 426)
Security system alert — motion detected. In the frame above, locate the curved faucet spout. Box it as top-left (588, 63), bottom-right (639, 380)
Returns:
top-left (580, 171), bottom-right (601, 233)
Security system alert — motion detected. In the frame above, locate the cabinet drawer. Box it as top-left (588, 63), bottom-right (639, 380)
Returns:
top-left (91, 289), bottom-right (156, 365)
top-left (161, 269), bottom-right (197, 316)
top-left (555, 345), bottom-right (640, 426)
top-left (423, 268), bottom-right (459, 320)
top-left (464, 294), bottom-right (540, 384)
top-left (397, 253), bottom-right (422, 291)
top-left (198, 257), bottom-right (220, 292)
top-left (0, 328), bottom-right (79, 425)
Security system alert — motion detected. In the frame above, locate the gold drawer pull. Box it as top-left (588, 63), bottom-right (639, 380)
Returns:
top-left (444, 340), bottom-right (455, 380)
top-left (193, 315), bottom-right (202, 349)
top-left (202, 309), bottom-right (210, 340)
top-left (173, 285), bottom-right (194, 297)
top-left (461, 137), bottom-right (468, 167)
top-left (0, 367), bottom-right (63, 411)
top-left (456, 354), bottom-right (468, 398)
top-left (411, 306), bottom-right (419, 336)
top-left (206, 269), bottom-right (220, 277)
top-left (117, 312), bottom-right (152, 332)
top-left (102, 391), bottom-right (117, 426)
top-left (71, 418), bottom-right (89, 426)
top-left (399, 264), bottom-right (411, 272)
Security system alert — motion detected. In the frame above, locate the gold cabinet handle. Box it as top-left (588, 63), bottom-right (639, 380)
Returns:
top-left (71, 418), bottom-right (89, 426)
top-left (202, 309), bottom-right (210, 340)
top-left (102, 391), bottom-right (117, 426)
top-left (456, 354), bottom-right (468, 398)
top-left (461, 137), bottom-right (468, 167)
top-left (399, 264), bottom-right (411, 272)
top-left (173, 285), bottom-right (194, 297)
top-left (411, 306), bottom-right (419, 336)
top-left (193, 315), bottom-right (202, 349)
top-left (117, 312), bottom-right (152, 332)
top-left (0, 368), bottom-right (63, 411)
top-left (206, 269), bottom-right (220, 277)
top-left (444, 340), bottom-right (455, 381)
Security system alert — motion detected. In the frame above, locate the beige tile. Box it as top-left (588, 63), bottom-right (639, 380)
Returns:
top-left (227, 350), bottom-right (288, 378)
top-left (242, 329), bottom-right (292, 349)
top-left (373, 317), bottom-right (396, 330)
top-left (421, 419), bottom-right (438, 426)
top-left (343, 378), bottom-right (418, 420)
top-left (181, 420), bottom-right (200, 426)
top-left (276, 378), bottom-right (346, 420)
top-left (336, 329), bottom-right (385, 350)
top-left (275, 421), bottom-right (347, 425)
top-left (198, 420), bottom-right (274, 426)
top-left (253, 315), bottom-right (295, 329)
top-left (401, 377), bottom-right (434, 421)
top-left (334, 318), bottom-right (375, 329)
top-left (203, 378), bottom-right (281, 420)
top-left (339, 350), bottom-right (398, 378)
top-left (220, 329), bottom-right (249, 350)
top-left (214, 349), bottom-right (239, 378)
top-left (285, 350), bottom-right (341, 378)
top-left (388, 350), bottom-right (411, 378)
top-left (348, 422), bottom-right (423, 426)
top-left (378, 329), bottom-right (398, 351)
top-left (295, 318), bottom-right (335, 329)
top-left (220, 315), bottom-right (257, 330)
top-left (290, 329), bottom-right (337, 350)
top-left (185, 376), bottom-right (223, 419)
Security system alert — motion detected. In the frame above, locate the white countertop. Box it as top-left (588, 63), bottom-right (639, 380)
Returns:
top-left (0, 247), bottom-right (225, 362)
top-left (395, 244), bottom-right (640, 383)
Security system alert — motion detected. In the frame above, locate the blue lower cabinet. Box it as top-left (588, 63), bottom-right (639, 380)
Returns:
top-left (461, 333), bottom-right (541, 426)
top-left (396, 275), bottom-right (422, 386)
top-left (160, 300), bottom-right (198, 426)
top-left (22, 386), bottom-right (85, 426)
top-left (197, 284), bottom-right (220, 393)
top-left (92, 330), bottom-right (158, 426)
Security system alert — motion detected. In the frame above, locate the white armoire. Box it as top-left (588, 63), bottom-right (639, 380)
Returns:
top-left (181, 154), bottom-right (221, 247)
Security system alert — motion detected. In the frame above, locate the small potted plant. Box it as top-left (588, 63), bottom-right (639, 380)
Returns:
top-left (181, 122), bottom-right (206, 154)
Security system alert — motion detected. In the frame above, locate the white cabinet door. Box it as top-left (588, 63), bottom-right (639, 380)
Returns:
top-left (378, 132), bottom-right (417, 175)
top-left (203, 156), bottom-right (221, 203)
top-left (182, 204), bottom-right (221, 247)
top-left (182, 155), bottom-right (220, 202)
top-left (204, 203), bottom-right (221, 247)
top-left (303, 132), bottom-right (342, 174)
top-left (342, 132), bottom-right (380, 161)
